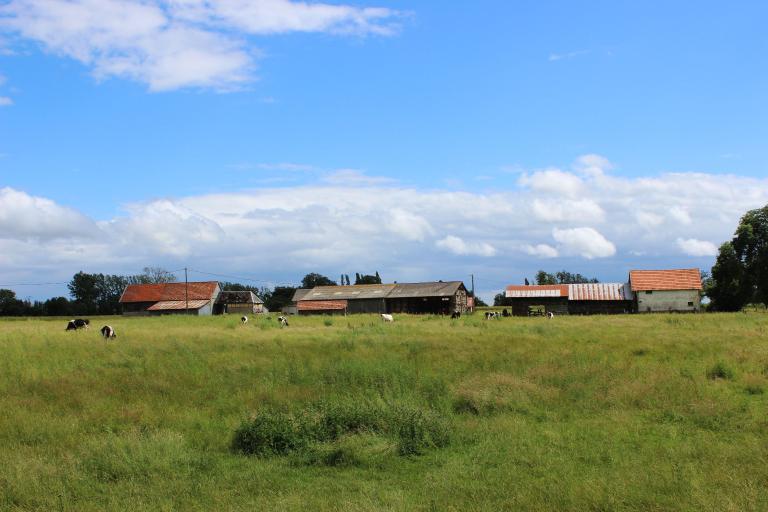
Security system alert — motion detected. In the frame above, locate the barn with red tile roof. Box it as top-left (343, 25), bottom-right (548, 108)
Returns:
top-left (629, 269), bottom-right (702, 312)
top-left (119, 281), bottom-right (221, 316)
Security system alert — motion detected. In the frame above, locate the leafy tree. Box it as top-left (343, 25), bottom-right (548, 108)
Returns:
top-left (0, 289), bottom-right (26, 316)
top-left (473, 296), bottom-right (488, 307)
top-left (264, 286), bottom-right (297, 312)
top-left (126, 266), bottom-right (177, 285)
top-left (301, 273), bottom-right (336, 289)
top-left (709, 205), bottom-right (768, 310)
top-left (355, 272), bottom-right (382, 285)
top-left (535, 271), bottom-right (557, 285)
top-left (493, 293), bottom-right (508, 306)
top-left (68, 272), bottom-right (100, 312)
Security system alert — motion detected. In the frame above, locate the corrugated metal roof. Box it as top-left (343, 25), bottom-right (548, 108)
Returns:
top-left (303, 284), bottom-right (396, 301)
top-left (505, 285), bottom-right (568, 298)
top-left (298, 300), bottom-right (348, 311)
top-left (388, 281), bottom-right (465, 298)
top-left (216, 291), bottom-right (263, 304)
top-left (147, 299), bottom-right (211, 311)
top-left (120, 282), bottom-right (219, 303)
top-left (568, 283), bottom-right (632, 301)
top-left (629, 269), bottom-right (702, 291)
top-left (291, 289), bottom-right (312, 302)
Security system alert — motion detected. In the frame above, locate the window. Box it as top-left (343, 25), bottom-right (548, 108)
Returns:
top-left (645, 291), bottom-right (653, 295)
top-left (688, 301), bottom-right (694, 306)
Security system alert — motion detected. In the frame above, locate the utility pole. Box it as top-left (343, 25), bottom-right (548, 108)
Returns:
top-left (471, 273), bottom-right (475, 296)
top-left (185, 267), bottom-right (189, 315)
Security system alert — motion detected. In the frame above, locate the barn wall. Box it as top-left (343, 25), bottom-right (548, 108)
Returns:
top-left (568, 300), bottom-right (633, 315)
top-left (635, 290), bottom-right (701, 312)
top-left (346, 299), bottom-right (386, 314)
top-left (387, 296), bottom-right (454, 315)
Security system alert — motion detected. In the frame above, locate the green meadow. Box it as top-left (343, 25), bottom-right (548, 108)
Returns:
top-left (1, 312), bottom-right (767, 511)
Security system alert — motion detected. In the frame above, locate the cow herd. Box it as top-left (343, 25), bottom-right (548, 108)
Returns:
top-left (64, 310), bottom-right (550, 339)
top-left (65, 319), bottom-right (117, 339)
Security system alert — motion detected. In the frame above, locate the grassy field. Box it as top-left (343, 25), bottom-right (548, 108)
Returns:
top-left (1, 312), bottom-right (767, 511)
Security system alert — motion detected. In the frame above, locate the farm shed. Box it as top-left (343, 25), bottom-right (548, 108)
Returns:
top-left (386, 281), bottom-right (469, 315)
top-left (299, 284), bottom-right (395, 315)
top-left (119, 281), bottom-right (221, 316)
top-left (282, 289), bottom-right (311, 315)
top-left (504, 285), bottom-right (569, 316)
top-left (214, 291), bottom-right (265, 315)
top-left (567, 283), bottom-right (633, 315)
top-left (296, 281), bottom-right (470, 315)
top-left (629, 269), bottom-right (702, 312)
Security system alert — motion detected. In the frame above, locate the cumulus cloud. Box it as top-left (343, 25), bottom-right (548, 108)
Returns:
top-left (3, 154), bottom-right (768, 298)
top-left (524, 244), bottom-right (558, 258)
top-left (677, 238), bottom-right (718, 257)
top-left (436, 235), bottom-right (496, 257)
top-left (0, 0), bottom-right (403, 91)
top-left (518, 168), bottom-right (584, 198)
top-left (0, 187), bottom-right (97, 240)
top-left (552, 227), bottom-right (616, 259)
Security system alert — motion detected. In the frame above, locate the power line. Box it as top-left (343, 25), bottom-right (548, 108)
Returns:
top-left (187, 268), bottom-right (295, 287)
top-left (0, 282), bottom-right (68, 286)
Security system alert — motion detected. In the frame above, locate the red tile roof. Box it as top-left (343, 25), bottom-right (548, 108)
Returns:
top-left (505, 285), bottom-right (569, 298)
top-left (119, 282), bottom-right (219, 303)
top-left (297, 300), bottom-right (348, 311)
top-left (629, 269), bottom-right (702, 291)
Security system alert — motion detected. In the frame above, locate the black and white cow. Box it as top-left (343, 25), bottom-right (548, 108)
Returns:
top-left (485, 311), bottom-right (500, 320)
top-left (451, 311), bottom-right (461, 319)
top-left (277, 315), bottom-right (289, 327)
top-left (241, 315), bottom-right (248, 325)
top-left (100, 325), bottom-right (116, 339)
top-left (547, 312), bottom-right (555, 319)
top-left (66, 318), bottom-right (90, 331)
top-left (381, 314), bottom-right (394, 322)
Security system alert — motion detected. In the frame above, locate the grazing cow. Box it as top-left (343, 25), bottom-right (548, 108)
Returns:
top-left (241, 315), bottom-right (248, 325)
top-left (451, 311), bottom-right (461, 319)
top-left (501, 309), bottom-right (510, 318)
top-left (66, 318), bottom-right (89, 331)
top-left (547, 312), bottom-right (555, 319)
top-left (381, 314), bottom-right (394, 322)
top-left (100, 325), bottom-right (116, 339)
top-left (277, 315), bottom-right (289, 327)
top-left (485, 311), bottom-right (500, 320)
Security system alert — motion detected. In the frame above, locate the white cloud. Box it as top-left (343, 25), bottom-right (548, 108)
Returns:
top-left (677, 238), bottom-right (718, 257)
top-left (524, 243), bottom-right (558, 258)
top-left (0, 96), bottom-right (12, 106)
top-left (436, 235), bottom-right (496, 257)
top-left (3, 156), bottom-right (768, 299)
top-left (574, 153), bottom-right (613, 177)
top-left (0, 187), bottom-right (97, 239)
top-left (552, 227), bottom-right (616, 259)
top-left (668, 206), bottom-right (692, 225)
top-left (518, 168), bottom-right (584, 198)
top-left (0, 0), bottom-right (402, 91)
top-left (548, 50), bottom-right (589, 62)
top-left (322, 169), bottom-right (394, 186)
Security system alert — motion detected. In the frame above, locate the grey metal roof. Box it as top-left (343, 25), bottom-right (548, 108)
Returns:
top-left (388, 281), bottom-right (465, 298)
top-left (299, 281), bottom-right (466, 301)
top-left (216, 290), bottom-right (263, 304)
top-left (291, 289), bottom-right (312, 302)
top-left (303, 284), bottom-right (396, 301)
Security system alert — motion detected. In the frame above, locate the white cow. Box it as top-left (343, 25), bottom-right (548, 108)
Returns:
top-left (241, 315), bottom-right (248, 325)
top-left (381, 314), bottom-right (394, 322)
top-left (100, 325), bottom-right (116, 339)
top-left (277, 315), bottom-right (289, 327)
top-left (547, 312), bottom-right (555, 319)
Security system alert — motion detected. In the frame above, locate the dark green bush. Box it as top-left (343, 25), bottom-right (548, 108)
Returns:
top-left (707, 362), bottom-right (735, 380)
top-left (231, 409), bottom-right (309, 456)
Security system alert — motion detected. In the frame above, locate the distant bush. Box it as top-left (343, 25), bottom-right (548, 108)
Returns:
top-left (323, 318), bottom-right (334, 327)
top-left (707, 361), bottom-right (735, 380)
top-left (233, 398), bottom-right (451, 459)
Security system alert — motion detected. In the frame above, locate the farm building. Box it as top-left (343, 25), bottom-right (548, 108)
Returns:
top-left (282, 288), bottom-right (312, 315)
top-left (119, 281), bottom-right (221, 316)
top-left (214, 291), bottom-right (266, 315)
top-left (629, 268), bottom-right (702, 312)
top-left (504, 284), bottom-right (569, 316)
top-left (296, 281), bottom-right (470, 315)
top-left (504, 283), bottom-right (632, 316)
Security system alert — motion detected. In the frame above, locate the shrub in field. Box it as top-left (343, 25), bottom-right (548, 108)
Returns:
top-left (395, 406), bottom-right (451, 456)
top-left (706, 361), bottom-right (735, 380)
top-left (314, 398), bottom-right (387, 440)
top-left (231, 409), bottom-right (310, 456)
top-left (323, 318), bottom-right (334, 327)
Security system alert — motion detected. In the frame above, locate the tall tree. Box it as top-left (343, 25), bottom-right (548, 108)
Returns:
top-left (0, 289), bottom-right (26, 316)
top-left (301, 273), bottom-right (336, 289)
top-left (535, 271), bottom-right (557, 285)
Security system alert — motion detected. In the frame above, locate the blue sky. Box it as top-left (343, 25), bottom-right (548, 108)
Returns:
top-left (1, 1), bottom-right (767, 301)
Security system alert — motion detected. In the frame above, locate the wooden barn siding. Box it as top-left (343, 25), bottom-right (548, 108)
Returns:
top-left (508, 298), bottom-right (569, 316)
top-left (567, 300), bottom-right (633, 315)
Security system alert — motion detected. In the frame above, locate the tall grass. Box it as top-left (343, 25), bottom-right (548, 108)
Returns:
top-left (1, 312), bottom-right (767, 510)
